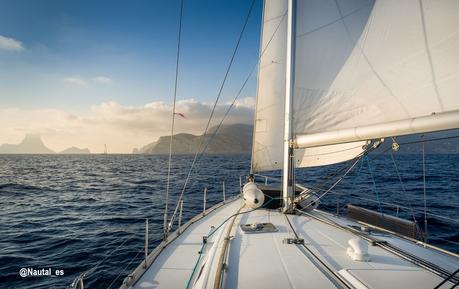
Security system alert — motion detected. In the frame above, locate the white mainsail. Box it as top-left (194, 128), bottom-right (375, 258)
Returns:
top-left (252, 0), bottom-right (459, 172)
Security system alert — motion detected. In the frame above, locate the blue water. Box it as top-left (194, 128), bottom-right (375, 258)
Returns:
top-left (0, 154), bottom-right (457, 289)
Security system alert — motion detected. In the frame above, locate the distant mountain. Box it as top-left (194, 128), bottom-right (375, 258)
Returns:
top-left (134, 124), bottom-right (253, 154)
top-left (0, 134), bottom-right (55, 154)
top-left (134, 125), bottom-right (458, 155)
top-left (59, 147), bottom-right (91, 154)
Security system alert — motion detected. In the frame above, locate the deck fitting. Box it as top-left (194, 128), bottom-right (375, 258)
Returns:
top-left (283, 238), bottom-right (305, 244)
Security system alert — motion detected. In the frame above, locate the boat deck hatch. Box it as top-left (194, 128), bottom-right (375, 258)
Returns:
top-left (240, 222), bottom-right (278, 234)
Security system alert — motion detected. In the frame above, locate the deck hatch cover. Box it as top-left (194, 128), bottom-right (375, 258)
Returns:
top-left (240, 222), bottom-right (278, 234)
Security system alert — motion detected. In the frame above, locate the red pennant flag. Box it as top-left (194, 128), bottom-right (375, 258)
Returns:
top-left (174, 112), bottom-right (186, 118)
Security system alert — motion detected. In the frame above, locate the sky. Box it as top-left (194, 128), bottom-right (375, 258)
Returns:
top-left (0, 0), bottom-right (262, 153)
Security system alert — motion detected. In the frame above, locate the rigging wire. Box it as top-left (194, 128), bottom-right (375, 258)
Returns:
top-left (298, 154), bottom-right (364, 211)
top-left (422, 135), bottom-right (428, 242)
top-left (301, 140), bottom-right (382, 196)
top-left (194, 11), bottom-right (288, 162)
top-left (106, 247), bottom-right (144, 289)
top-left (348, 153), bottom-right (365, 189)
top-left (365, 155), bottom-right (383, 213)
top-left (69, 230), bottom-right (140, 287)
top-left (256, 163), bottom-right (459, 226)
top-left (295, 182), bottom-right (459, 225)
top-left (297, 142), bottom-right (388, 213)
top-left (164, 0), bottom-right (185, 239)
top-left (168, 9), bottom-right (288, 231)
top-left (167, 0), bottom-right (257, 231)
top-left (308, 155), bottom-right (363, 193)
top-left (296, 133), bottom-right (458, 227)
top-left (389, 152), bottom-right (418, 223)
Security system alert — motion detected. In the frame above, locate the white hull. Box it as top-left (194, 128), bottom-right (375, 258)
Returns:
top-left (121, 195), bottom-right (458, 289)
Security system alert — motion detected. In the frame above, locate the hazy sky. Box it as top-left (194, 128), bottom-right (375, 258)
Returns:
top-left (0, 0), bottom-right (262, 153)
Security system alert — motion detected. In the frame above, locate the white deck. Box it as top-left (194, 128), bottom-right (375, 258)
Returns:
top-left (127, 198), bottom-right (457, 289)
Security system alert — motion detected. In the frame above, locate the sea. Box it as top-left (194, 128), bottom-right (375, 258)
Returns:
top-left (0, 153), bottom-right (457, 289)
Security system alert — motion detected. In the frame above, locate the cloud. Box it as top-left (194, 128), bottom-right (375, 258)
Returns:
top-left (63, 76), bottom-right (88, 87)
top-left (93, 76), bottom-right (113, 85)
top-left (0, 35), bottom-right (24, 51)
top-left (0, 97), bottom-right (255, 153)
top-left (232, 97), bottom-right (255, 108)
top-left (89, 98), bottom-right (255, 134)
top-left (63, 75), bottom-right (114, 86)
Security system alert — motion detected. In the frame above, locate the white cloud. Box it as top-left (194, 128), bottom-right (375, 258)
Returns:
top-left (89, 97), bottom-right (255, 134)
top-left (0, 35), bottom-right (24, 51)
top-left (232, 97), bottom-right (255, 108)
top-left (0, 97), bottom-right (255, 153)
top-left (93, 76), bottom-right (113, 85)
top-left (63, 76), bottom-right (88, 87)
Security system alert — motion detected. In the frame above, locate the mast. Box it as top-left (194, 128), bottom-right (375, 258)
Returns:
top-left (282, 0), bottom-right (296, 213)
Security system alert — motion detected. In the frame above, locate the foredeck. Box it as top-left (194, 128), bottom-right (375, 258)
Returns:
top-left (126, 197), bottom-right (457, 289)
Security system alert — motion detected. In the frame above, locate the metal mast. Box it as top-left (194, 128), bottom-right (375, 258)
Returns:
top-left (282, 0), bottom-right (296, 213)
